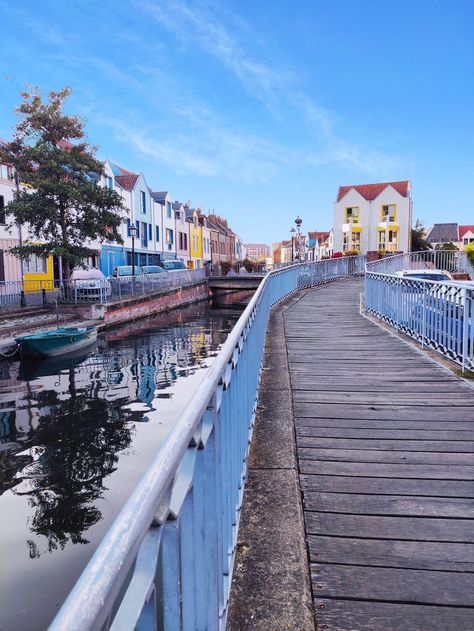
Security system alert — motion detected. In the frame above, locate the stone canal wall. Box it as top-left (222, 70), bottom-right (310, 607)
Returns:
top-left (59, 281), bottom-right (209, 328)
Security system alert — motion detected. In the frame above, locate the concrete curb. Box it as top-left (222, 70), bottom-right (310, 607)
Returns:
top-left (226, 294), bottom-right (315, 631)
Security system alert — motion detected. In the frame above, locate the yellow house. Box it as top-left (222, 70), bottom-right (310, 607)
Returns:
top-left (186, 209), bottom-right (203, 269)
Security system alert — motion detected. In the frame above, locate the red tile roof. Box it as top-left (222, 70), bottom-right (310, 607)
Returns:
top-left (459, 225), bottom-right (474, 238)
top-left (337, 181), bottom-right (410, 202)
top-left (309, 231), bottom-right (330, 241)
top-left (115, 174), bottom-right (139, 190)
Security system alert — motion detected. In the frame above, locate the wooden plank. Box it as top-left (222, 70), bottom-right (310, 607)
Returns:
top-left (294, 402), bottom-right (474, 420)
top-left (312, 563), bottom-right (474, 606)
top-left (295, 427), bottom-right (474, 439)
top-left (302, 492), bottom-right (474, 518)
top-left (299, 447), bottom-right (474, 465)
top-left (294, 391), bottom-right (474, 405)
top-left (300, 474), bottom-right (474, 498)
top-left (295, 419), bottom-right (474, 431)
top-left (300, 459), bottom-right (474, 480)
top-left (297, 436), bottom-right (474, 451)
top-left (309, 535), bottom-right (474, 571)
top-left (314, 599), bottom-right (474, 631)
top-left (305, 512), bottom-right (474, 542)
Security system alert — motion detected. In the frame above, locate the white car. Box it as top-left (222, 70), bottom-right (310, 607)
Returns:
top-left (70, 267), bottom-right (111, 300)
top-left (395, 269), bottom-right (454, 281)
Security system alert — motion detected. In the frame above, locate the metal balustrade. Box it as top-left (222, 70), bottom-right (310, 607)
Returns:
top-left (49, 256), bottom-right (365, 631)
top-left (0, 269), bottom-right (207, 309)
top-left (365, 252), bottom-right (474, 371)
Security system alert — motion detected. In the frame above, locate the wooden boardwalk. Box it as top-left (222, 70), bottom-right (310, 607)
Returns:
top-left (284, 278), bottom-right (474, 631)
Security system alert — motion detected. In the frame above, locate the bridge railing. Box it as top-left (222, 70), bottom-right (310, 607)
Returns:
top-left (49, 257), bottom-right (365, 631)
top-left (365, 251), bottom-right (474, 371)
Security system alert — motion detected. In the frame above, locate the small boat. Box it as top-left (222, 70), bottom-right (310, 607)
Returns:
top-left (15, 326), bottom-right (98, 358)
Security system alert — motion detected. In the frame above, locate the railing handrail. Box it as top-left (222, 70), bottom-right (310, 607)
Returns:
top-left (49, 255), bottom-right (366, 631)
top-left (49, 262), bottom-right (302, 630)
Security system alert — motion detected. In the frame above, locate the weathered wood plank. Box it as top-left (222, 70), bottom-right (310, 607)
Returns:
top-left (297, 436), bottom-right (474, 451)
top-left (295, 419), bottom-right (474, 431)
top-left (294, 402), bottom-right (474, 420)
top-left (302, 492), bottom-right (474, 518)
top-left (300, 459), bottom-right (474, 479)
top-left (299, 447), bottom-right (474, 465)
top-left (309, 535), bottom-right (474, 571)
top-left (314, 599), bottom-right (474, 631)
top-left (312, 563), bottom-right (474, 606)
top-left (299, 474), bottom-right (474, 498)
top-left (294, 391), bottom-right (474, 404)
top-left (305, 512), bottom-right (474, 542)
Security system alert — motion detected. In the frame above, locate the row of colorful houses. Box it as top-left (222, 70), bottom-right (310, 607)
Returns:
top-left (0, 157), bottom-right (247, 283)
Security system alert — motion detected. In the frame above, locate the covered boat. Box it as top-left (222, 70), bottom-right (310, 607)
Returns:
top-left (15, 326), bottom-right (97, 358)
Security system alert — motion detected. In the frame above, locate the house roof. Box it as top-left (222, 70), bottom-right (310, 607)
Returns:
top-left (427, 223), bottom-right (459, 244)
top-left (115, 174), bottom-right (139, 191)
top-left (172, 201), bottom-right (183, 210)
top-left (459, 225), bottom-right (474, 238)
top-left (308, 231), bottom-right (330, 242)
top-left (151, 191), bottom-right (169, 203)
top-left (337, 180), bottom-right (410, 202)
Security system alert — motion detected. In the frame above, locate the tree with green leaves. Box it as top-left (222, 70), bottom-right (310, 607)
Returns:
top-left (435, 242), bottom-right (458, 251)
top-left (0, 87), bottom-right (125, 279)
top-left (411, 219), bottom-right (432, 252)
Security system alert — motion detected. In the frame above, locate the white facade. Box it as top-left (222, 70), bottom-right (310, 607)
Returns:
top-left (0, 166), bottom-right (22, 281)
top-left (333, 182), bottom-right (412, 254)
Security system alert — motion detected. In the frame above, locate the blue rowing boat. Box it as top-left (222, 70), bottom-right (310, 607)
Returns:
top-left (16, 326), bottom-right (97, 358)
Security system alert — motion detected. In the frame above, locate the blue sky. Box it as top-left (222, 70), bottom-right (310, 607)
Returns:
top-left (1, 0), bottom-right (473, 244)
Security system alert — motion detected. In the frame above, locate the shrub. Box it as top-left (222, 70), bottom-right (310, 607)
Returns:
top-left (220, 260), bottom-right (232, 275)
top-left (242, 258), bottom-right (254, 273)
top-left (344, 249), bottom-right (360, 256)
top-left (466, 243), bottom-right (474, 265)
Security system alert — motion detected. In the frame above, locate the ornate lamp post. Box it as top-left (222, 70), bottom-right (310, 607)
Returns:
top-left (294, 216), bottom-right (303, 261)
top-left (129, 223), bottom-right (138, 276)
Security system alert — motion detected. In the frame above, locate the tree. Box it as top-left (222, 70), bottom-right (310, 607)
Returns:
top-left (0, 87), bottom-right (125, 279)
top-left (435, 242), bottom-right (458, 251)
top-left (411, 219), bottom-right (432, 252)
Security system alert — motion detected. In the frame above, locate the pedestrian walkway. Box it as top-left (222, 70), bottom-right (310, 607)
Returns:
top-left (228, 278), bottom-right (474, 631)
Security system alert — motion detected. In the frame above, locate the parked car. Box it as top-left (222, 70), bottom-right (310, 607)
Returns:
top-left (70, 267), bottom-right (111, 301)
top-left (142, 265), bottom-right (166, 275)
top-left (161, 260), bottom-right (187, 272)
top-left (111, 265), bottom-right (144, 277)
top-left (395, 269), bottom-right (454, 281)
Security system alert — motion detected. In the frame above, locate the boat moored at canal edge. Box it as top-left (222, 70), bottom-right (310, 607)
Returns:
top-left (15, 326), bottom-right (98, 358)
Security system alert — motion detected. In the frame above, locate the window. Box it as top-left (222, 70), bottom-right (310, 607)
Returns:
top-left (343, 233), bottom-right (349, 251)
top-left (351, 231), bottom-right (361, 251)
top-left (0, 165), bottom-right (12, 180)
top-left (142, 222), bottom-right (147, 246)
top-left (149, 224), bottom-right (152, 240)
top-left (179, 232), bottom-right (183, 250)
top-left (381, 204), bottom-right (396, 222)
top-left (378, 230), bottom-right (386, 250)
top-left (141, 191), bottom-right (146, 213)
top-left (156, 225), bottom-right (160, 242)
top-left (107, 176), bottom-right (113, 190)
top-left (0, 196), bottom-right (5, 225)
top-left (183, 233), bottom-right (187, 250)
top-left (167, 202), bottom-right (172, 219)
top-left (135, 220), bottom-right (140, 238)
top-left (127, 218), bottom-right (131, 236)
top-left (23, 254), bottom-right (47, 274)
top-left (345, 207), bottom-right (359, 224)
top-left (166, 228), bottom-right (174, 245)
top-left (387, 230), bottom-right (398, 252)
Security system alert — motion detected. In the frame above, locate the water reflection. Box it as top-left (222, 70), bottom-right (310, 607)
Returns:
top-left (0, 293), bottom-right (250, 631)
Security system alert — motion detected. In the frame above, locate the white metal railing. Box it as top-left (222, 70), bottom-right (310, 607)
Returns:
top-left (365, 251), bottom-right (474, 371)
top-left (49, 256), bottom-right (364, 631)
top-left (0, 269), bottom-right (207, 309)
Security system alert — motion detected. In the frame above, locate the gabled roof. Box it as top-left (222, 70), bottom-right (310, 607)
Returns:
top-left (459, 225), bottom-right (474, 238)
top-left (172, 201), bottom-right (184, 210)
top-left (115, 174), bottom-right (139, 191)
top-left (337, 180), bottom-right (410, 202)
top-left (427, 223), bottom-right (459, 244)
top-left (308, 231), bottom-right (330, 242)
top-left (151, 191), bottom-right (169, 203)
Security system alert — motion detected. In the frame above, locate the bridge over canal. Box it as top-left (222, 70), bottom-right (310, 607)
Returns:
top-left (49, 253), bottom-right (474, 631)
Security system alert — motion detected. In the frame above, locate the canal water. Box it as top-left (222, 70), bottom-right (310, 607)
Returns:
top-left (0, 292), bottom-right (251, 631)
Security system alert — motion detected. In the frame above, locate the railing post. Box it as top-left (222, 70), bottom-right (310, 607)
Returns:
top-left (20, 290), bottom-right (26, 307)
top-left (421, 281), bottom-right (427, 348)
top-left (461, 287), bottom-right (468, 373)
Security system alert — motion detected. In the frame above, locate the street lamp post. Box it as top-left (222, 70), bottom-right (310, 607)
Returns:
top-left (290, 227), bottom-right (296, 262)
top-left (294, 216), bottom-right (303, 261)
top-left (130, 223), bottom-right (138, 276)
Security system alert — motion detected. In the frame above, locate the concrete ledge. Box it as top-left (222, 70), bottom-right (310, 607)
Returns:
top-left (226, 295), bottom-right (315, 631)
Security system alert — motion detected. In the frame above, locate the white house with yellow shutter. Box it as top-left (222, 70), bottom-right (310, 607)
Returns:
top-left (332, 181), bottom-right (412, 254)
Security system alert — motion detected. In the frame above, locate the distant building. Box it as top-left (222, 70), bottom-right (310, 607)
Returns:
top-left (333, 181), bottom-right (412, 254)
top-left (426, 223), bottom-right (460, 248)
top-left (460, 225), bottom-right (474, 249)
top-left (246, 243), bottom-right (271, 262)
